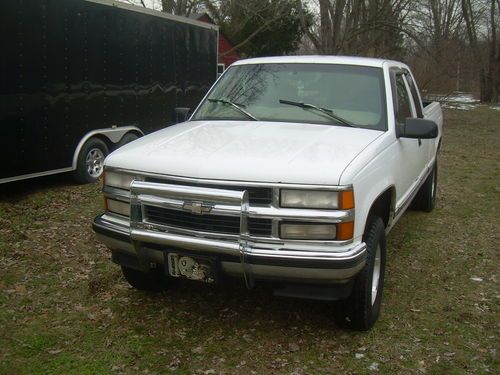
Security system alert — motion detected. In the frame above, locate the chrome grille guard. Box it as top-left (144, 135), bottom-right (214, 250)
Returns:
top-left (129, 180), bottom-right (256, 287)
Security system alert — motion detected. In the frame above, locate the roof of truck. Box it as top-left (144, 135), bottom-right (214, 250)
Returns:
top-left (232, 55), bottom-right (399, 68)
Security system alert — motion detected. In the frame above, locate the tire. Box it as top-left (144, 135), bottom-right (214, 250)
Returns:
top-left (333, 217), bottom-right (386, 330)
top-left (117, 132), bottom-right (139, 148)
top-left (121, 266), bottom-right (170, 292)
top-left (73, 137), bottom-right (109, 184)
top-left (412, 162), bottom-right (437, 212)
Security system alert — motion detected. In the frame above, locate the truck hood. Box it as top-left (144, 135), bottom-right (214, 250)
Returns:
top-left (106, 120), bottom-right (383, 185)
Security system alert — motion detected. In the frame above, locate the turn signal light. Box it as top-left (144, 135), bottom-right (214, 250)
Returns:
top-left (336, 221), bottom-right (354, 241)
top-left (339, 190), bottom-right (354, 210)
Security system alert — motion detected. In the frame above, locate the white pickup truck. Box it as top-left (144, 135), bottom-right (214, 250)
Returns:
top-left (93, 56), bottom-right (442, 330)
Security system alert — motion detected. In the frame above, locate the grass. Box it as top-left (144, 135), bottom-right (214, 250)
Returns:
top-left (1, 106), bottom-right (499, 374)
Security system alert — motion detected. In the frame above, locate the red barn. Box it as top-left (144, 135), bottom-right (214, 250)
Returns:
top-left (189, 13), bottom-right (240, 70)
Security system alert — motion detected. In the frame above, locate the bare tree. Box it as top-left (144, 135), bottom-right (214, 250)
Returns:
top-left (462, 0), bottom-right (499, 102)
top-left (409, 0), bottom-right (464, 52)
top-left (161, 0), bottom-right (203, 16)
top-left (405, 1), bottom-right (471, 92)
top-left (298, 0), bottom-right (412, 58)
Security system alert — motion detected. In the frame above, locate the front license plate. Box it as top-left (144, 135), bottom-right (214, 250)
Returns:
top-left (167, 253), bottom-right (217, 283)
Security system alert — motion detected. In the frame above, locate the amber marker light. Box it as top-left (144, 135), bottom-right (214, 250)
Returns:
top-left (339, 190), bottom-right (355, 210)
top-left (337, 221), bottom-right (354, 241)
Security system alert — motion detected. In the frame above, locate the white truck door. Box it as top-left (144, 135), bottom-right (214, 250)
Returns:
top-left (392, 71), bottom-right (429, 210)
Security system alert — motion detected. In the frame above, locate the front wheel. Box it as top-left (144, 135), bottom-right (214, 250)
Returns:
top-left (333, 217), bottom-right (386, 330)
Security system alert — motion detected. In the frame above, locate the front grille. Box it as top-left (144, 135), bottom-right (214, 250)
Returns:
top-left (145, 177), bottom-right (273, 205)
top-left (248, 217), bottom-right (272, 236)
top-left (144, 206), bottom-right (272, 237)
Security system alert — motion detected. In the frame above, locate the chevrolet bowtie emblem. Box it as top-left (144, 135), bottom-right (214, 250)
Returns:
top-left (182, 201), bottom-right (213, 215)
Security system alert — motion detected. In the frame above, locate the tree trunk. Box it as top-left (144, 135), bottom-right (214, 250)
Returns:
top-left (161, 0), bottom-right (175, 13)
top-left (319, 0), bottom-right (333, 53)
top-left (488, 0), bottom-right (500, 103)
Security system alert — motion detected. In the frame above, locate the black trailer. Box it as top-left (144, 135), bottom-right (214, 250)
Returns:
top-left (0, 0), bottom-right (218, 184)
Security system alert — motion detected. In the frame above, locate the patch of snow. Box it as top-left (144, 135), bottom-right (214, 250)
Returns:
top-left (368, 362), bottom-right (380, 371)
top-left (425, 92), bottom-right (480, 104)
top-left (445, 93), bottom-right (479, 103)
top-left (442, 103), bottom-right (477, 111)
top-left (425, 91), bottom-right (483, 111)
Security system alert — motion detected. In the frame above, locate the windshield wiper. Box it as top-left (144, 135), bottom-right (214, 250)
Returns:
top-left (208, 98), bottom-right (258, 121)
top-left (279, 99), bottom-right (355, 127)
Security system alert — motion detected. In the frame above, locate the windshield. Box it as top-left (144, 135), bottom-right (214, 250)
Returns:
top-left (192, 63), bottom-right (387, 130)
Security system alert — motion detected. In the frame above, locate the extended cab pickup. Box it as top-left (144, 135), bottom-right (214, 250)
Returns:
top-left (93, 56), bottom-right (442, 330)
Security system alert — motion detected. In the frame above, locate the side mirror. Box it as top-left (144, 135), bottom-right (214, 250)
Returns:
top-left (173, 107), bottom-right (190, 123)
top-left (400, 118), bottom-right (438, 139)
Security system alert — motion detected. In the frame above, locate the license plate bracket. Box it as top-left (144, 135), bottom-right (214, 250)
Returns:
top-left (165, 252), bottom-right (218, 283)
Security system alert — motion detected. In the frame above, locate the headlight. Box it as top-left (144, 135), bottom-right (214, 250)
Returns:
top-left (280, 223), bottom-right (336, 240)
top-left (280, 190), bottom-right (339, 209)
top-left (280, 189), bottom-right (354, 209)
top-left (104, 171), bottom-right (135, 190)
top-left (105, 199), bottom-right (130, 217)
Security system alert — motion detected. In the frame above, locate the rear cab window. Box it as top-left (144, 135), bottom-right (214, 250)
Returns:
top-left (405, 74), bottom-right (423, 118)
top-left (394, 74), bottom-right (414, 125)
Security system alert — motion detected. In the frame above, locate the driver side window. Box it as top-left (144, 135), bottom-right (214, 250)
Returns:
top-left (395, 75), bottom-right (412, 124)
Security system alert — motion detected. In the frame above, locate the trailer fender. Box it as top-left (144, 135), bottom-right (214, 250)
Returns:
top-left (72, 126), bottom-right (144, 170)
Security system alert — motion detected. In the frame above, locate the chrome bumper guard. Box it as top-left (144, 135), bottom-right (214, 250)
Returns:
top-left (96, 180), bottom-right (367, 287)
top-left (131, 180), bottom-right (264, 287)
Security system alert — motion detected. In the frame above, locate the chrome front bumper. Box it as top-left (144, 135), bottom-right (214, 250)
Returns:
top-left (93, 213), bottom-right (366, 286)
top-left (93, 177), bottom-right (367, 286)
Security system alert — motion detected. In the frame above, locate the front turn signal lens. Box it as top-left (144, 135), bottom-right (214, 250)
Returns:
top-left (339, 190), bottom-right (354, 210)
top-left (336, 221), bottom-right (354, 241)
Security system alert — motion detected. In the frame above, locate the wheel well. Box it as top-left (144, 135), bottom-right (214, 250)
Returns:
top-left (81, 134), bottom-right (114, 155)
top-left (119, 130), bottom-right (142, 140)
top-left (367, 188), bottom-right (394, 228)
top-left (129, 130), bottom-right (142, 137)
top-left (93, 134), bottom-right (112, 150)
top-left (112, 130), bottom-right (142, 151)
